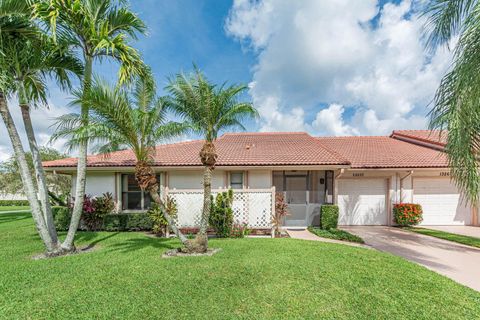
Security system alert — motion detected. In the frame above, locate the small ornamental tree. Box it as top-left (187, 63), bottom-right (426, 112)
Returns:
top-left (393, 203), bottom-right (423, 226)
top-left (148, 197), bottom-right (178, 237)
top-left (272, 193), bottom-right (289, 237)
top-left (209, 189), bottom-right (234, 238)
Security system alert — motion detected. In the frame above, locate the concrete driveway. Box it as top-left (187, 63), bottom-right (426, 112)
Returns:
top-left (422, 225), bottom-right (480, 238)
top-left (341, 226), bottom-right (480, 292)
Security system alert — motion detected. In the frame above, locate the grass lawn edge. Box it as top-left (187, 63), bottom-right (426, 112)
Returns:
top-left (402, 226), bottom-right (480, 249)
top-left (307, 226), bottom-right (365, 244)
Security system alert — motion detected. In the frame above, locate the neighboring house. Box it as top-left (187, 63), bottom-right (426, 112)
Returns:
top-left (42, 130), bottom-right (479, 228)
top-left (0, 194), bottom-right (27, 201)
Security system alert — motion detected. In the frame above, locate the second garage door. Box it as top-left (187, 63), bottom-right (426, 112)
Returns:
top-left (413, 178), bottom-right (471, 225)
top-left (338, 179), bottom-right (387, 225)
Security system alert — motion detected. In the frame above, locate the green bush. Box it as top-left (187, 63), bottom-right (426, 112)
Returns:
top-left (393, 203), bottom-right (423, 226)
top-left (52, 206), bottom-right (71, 231)
top-left (320, 205), bottom-right (339, 230)
top-left (148, 197), bottom-right (177, 236)
top-left (127, 213), bottom-right (153, 230)
top-left (0, 200), bottom-right (29, 206)
top-left (82, 193), bottom-right (115, 231)
top-left (103, 213), bottom-right (153, 231)
top-left (209, 189), bottom-right (234, 238)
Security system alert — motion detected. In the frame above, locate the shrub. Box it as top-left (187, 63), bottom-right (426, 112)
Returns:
top-left (127, 212), bottom-right (154, 230)
top-left (0, 200), bottom-right (29, 206)
top-left (272, 193), bottom-right (289, 236)
top-left (103, 213), bottom-right (153, 231)
top-left (230, 222), bottom-right (251, 238)
top-left (82, 193), bottom-right (115, 231)
top-left (52, 206), bottom-right (71, 231)
top-left (209, 189), bottom-right (234, 238)
top-left (393, 203), bottom-right (423, 226)
top-left (320, 205), bottom-right (339, 230)
top-left (148, 197), bottom-right (177, 236)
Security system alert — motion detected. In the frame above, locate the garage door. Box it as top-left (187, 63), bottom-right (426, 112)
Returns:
top-left (413, 178), bottom-right (471, 225)
top-left (338, 179), bottom-right (387, 225)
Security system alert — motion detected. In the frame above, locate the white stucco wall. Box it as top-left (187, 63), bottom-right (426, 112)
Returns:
top-left (168, 170), bottom-right (225, 189)
top-left (72, 173), bottom-right (116, 197)
top-left (247, 170), bottom-right (271, 189)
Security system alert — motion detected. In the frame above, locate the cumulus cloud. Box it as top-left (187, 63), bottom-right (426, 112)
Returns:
top-left (226, 0), bottom-right (453, 135)
top-left (0, 90), bottom-right (72, 161)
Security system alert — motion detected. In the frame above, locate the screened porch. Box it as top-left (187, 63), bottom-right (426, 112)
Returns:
top-left (272, 170), bottom-right (334, 227)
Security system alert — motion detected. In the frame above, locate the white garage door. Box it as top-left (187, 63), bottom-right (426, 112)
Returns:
top-left (338, 179), bottom-right (387, 225)
top-left (413, 178), bottom-right (471, 225)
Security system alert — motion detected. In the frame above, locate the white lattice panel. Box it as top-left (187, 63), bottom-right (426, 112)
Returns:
top-left (168, 189), bottom-right (273, 229)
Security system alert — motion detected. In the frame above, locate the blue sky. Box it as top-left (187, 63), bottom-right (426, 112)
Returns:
top-left (0, 0), bottom-right (454, 160)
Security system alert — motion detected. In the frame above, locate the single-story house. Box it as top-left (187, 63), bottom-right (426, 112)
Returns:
top-left (43, 130), bottom-right (479, 228)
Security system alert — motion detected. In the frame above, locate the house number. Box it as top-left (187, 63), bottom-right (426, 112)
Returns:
top-left (353, 173), bottom-right (364, 177)
top-left (439, 172), bottom-right (450, 177)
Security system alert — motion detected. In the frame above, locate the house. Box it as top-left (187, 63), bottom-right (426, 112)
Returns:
top-left (42, 130), bottom-right (479, 228)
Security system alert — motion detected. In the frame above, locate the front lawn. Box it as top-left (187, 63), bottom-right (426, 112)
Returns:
top-left (404, 227), bottom-right (480, 248)
top-left (1, 212), bottom-right (479, 319)
top-left (308, 226), bottom-right (364, 243)
top-left (0, 205), bottom-right (30, 212)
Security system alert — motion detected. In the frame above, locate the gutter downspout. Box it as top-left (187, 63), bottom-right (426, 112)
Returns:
top-left (399, 170), bottom-right (413, 203)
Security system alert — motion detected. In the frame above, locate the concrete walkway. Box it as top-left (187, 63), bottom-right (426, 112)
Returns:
top-left (286, 229), bottom-right (368, 248)
top-left (342, 226), bottom-right (480, 292)
top-left (421, 226), bottom-right (480, 238)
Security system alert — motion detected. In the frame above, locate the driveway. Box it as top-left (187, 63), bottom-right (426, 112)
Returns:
top-left (341, 226), bottom-right (480, 292)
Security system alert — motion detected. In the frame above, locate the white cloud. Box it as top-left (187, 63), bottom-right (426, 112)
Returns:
top-left (226, 0), bottom-right (453, 135)
top-left (312, 104), bottom-right (359, 136)
top-left (0, 89), bottom-right (73, 162)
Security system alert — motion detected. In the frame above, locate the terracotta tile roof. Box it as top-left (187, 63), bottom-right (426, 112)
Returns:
top-left (390, 130), bottom-right (447, 150)
top-left (43, 132), bottom-right (350, 168)
top-left (317, 136), bottom-right (448, 168)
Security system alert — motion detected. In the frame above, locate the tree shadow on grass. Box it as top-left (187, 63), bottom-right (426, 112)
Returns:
top-left (107, 236), bottom-right (178, 254)
top-left (74, 232), bottom-right (121, 250)
top-left (0, 212), bottom-right (32, 225)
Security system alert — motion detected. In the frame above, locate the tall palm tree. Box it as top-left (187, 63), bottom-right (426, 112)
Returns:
top-left (53, 74), bottom-right (193, 248)
top-left (424, 0), bottom-right (480, 204)
top-left (33, 0), bottom-right (146, 251)
top-left (0, 6), bottom-right (82, 254)
top-left (165, 68), bottom-right (258, 252)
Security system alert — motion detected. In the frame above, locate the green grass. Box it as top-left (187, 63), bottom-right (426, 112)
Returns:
top-left (0, 205), bottom-right (30, 212)
top-left (404, 227), bottom-right (480, 248)
top-left (1, 212), bottom-right (479, 319)
top-left (308, 227), bottom-right (364, 243)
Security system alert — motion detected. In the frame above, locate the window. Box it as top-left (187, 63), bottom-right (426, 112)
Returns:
top-left (230, 172), bottom-right (244, 189)
top-left (121, 174), bottom-right (161, 210)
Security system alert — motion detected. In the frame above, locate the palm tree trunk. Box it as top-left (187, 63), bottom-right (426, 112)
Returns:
top-left (148, 185), bottom-right (190, 245)
top-left (194, 165), bottom-right (212, 251)
top-left (62, 56), bottom-right (93, 251)
top-left (18, 84), bottom-right (57, 243)
top-left (0, 92), bottom-right (59, 253)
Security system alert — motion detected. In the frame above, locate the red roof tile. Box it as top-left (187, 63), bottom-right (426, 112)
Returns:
top-left (43, 132), bottom-right (350, 168)
top-left (317, 136), bottom-right (448, 168)
top-left (391, 130), bottom-right (447, 150)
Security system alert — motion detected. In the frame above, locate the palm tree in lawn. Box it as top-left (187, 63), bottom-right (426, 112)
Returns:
top-left (165, 69), bottom-right (258, 252)
top-left (33, 0), bottom-right (146, 251)
top-left (53, 73), bottom-right (193, 248)
top-left (0, 7), bottom-right (82, 254)
top-left (424, 0), bottom-right (480, 204)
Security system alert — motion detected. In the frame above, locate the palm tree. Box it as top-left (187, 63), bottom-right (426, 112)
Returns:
top-left (165, 68), bottom-right (258, 252)
top-left (33, 0), bottom-right (146, 251)
top-left (0, 6), bottom-right (82, 254)
top-left (53, 74), bottom-right (193, 248)
top-left (424, 0), bottom-right (480, 204)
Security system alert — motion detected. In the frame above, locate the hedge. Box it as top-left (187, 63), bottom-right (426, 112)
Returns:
top-left (0, 200), bottom-right (29, 206)
top-left (52, 207), bottom-right (153, 232)
top-left (320, 205), bottom-right (339, 230)
top-left (393, 203), bottom-right (423, 226)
